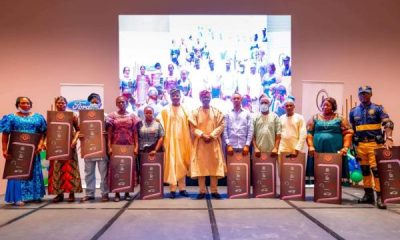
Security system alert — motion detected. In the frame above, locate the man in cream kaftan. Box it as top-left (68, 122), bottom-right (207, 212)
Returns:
top-left (278, 98), bottom-right (307, 156)
top-left (189, 90), bottom-right (226, 199)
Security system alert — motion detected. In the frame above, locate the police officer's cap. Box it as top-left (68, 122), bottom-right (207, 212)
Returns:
top-left (358, 85), bottom-right (372, 94)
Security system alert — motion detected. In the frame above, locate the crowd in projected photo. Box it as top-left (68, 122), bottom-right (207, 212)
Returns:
top-left (119, 15), bottom-right (292, 117)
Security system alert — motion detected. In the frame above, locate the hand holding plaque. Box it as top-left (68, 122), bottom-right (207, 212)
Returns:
top-left (242, 146), bottom-right (249, 156)
top-left (254, 147), bottom-right (261, 158)
top-left (271, 147), bottom-right (278, 157)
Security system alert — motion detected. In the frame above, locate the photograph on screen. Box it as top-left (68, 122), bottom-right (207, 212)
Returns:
top-left (119, 15), bottom-right (291, 118)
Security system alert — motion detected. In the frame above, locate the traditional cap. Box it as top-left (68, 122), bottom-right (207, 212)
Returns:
top-left (283, 95), bottom-right (295, 105)
top-left (199, 89), bottom-right (211, 98)
top-left (169, 87), bottom-right (180, 96)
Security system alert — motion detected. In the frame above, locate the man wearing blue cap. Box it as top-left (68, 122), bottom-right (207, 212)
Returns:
top-left (349, 85), bottom-right (394, 209)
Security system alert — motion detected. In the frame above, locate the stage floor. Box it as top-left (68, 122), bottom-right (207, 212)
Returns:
top-left (1, 187), bottom-right (400, 240)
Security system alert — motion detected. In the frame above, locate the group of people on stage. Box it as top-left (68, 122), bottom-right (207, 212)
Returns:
top-left (0, 85), bottom-right (394, 210)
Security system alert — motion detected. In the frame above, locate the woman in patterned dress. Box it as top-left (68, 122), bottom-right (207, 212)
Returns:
top-left (107, 96), bottom-right (140, 202)
top-left (0, 96), bottom-right (47, 206)
top-left (47, 96), bottom-right (83, 203)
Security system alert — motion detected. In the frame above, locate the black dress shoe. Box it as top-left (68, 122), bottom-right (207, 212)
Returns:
top-left (169, 191), bottom-right (176, 199)
top-left (196, 193), bottom-right (206, 200)
top-left (358, 188), bottom-right (374, 204)
top-left (80, 196), bottom-right (95, 202)
top-left (376, 196), bottom-right (387, 210)
top-left (179, 190), bottom-right (189, 197)
top-left (211, 192), bottom-right (222, 199)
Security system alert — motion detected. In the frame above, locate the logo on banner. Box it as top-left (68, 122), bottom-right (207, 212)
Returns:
top-left (67, 100), bottom-right (92, 112)
top-left (316, 89), bottom-right (329, 112)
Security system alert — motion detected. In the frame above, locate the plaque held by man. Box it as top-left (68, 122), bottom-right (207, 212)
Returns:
top-left (314, 153), bottom-right (342, 204)
top-left (252, 152), bottom-right (277, 198)
top-left (280, 152), bottom-right (306, 201)
top-left (79, 109), bottom-right (107, 159)
top-left (3, 131), bottom-right (41, 180)
top-left (47, 111), bottom-right (74, 161)
top-left (375, 147), bottom-right (400, 204)
top-left (227, 152), bottom-right (250, 199)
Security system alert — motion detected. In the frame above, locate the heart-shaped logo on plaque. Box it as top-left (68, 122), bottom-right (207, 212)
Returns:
top-left (382, 149), bottom-right (392, 159)
top-left (20, 133), bottom-right (30, 142)
top-left (148, 154), bottom-right (155, 161)
top-left (323, 154), bottom-right (333, 162)
top-left (87, 111), bottom-right (96, 119)
top-left (120, 146), bottom-right (128, 154)
top-left (261, 153), bottom-right (268, 161)
top-left (56, 112), bottom-right (65, 121)
top-left (235, 154), bottom-right (242, 161)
